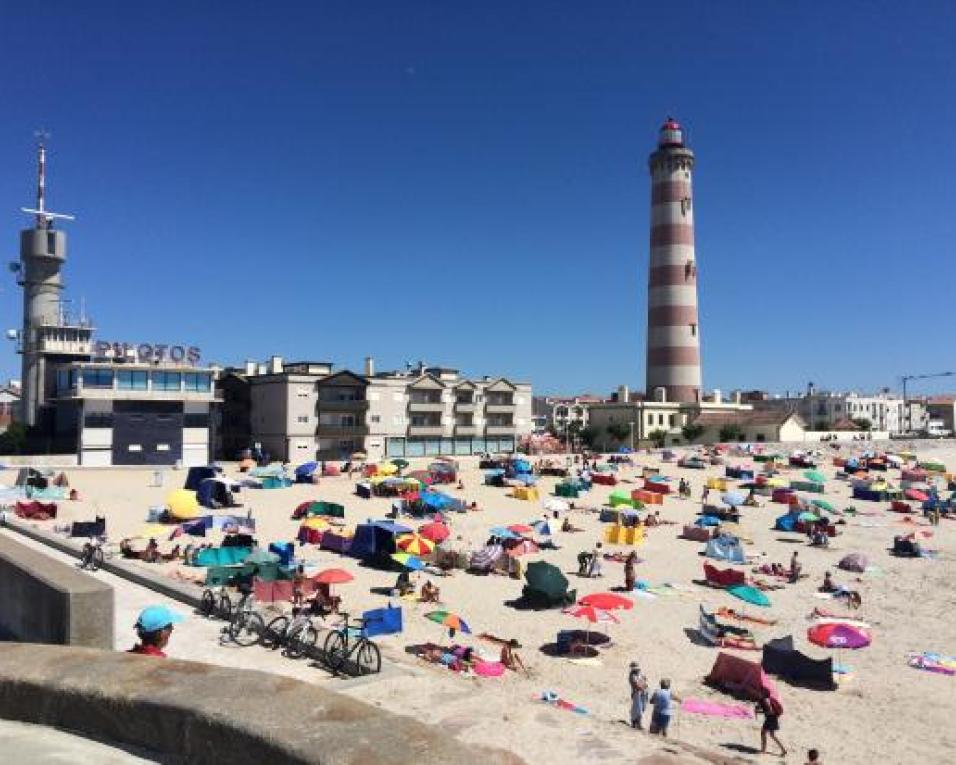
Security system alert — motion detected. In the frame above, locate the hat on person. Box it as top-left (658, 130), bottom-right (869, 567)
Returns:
top-left (630, 661), bottom-right (639, 668)
top-left (135, 605), bottom-right (185, 633)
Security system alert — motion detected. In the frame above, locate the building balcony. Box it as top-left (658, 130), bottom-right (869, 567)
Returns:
top-left (315, 424), bottom-right (369, 437)
top-left (454, 401), bottom-right (476, 412)
top-left (317, 399), bottom-right (369, 412)
top-left (485, 403), bottom-right (516, 414)
top-left (408, 424), bottom-right (445, 437)
top-left (408, 401), bottom-right (445, 413)
top-left (485, 424), bottom-right (516, 436)
top-left (454, 424), bottom-right (477, 436)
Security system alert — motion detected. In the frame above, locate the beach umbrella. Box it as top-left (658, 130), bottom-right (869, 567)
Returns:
top-left (905, 488), bottom-right (929, 502)
top-left (313, 568), bottom-right (354, 585)
top-left (764, 477), bottom-right (787, 488)
top-left (578, 592), bottom-right (634, 611)
top-left (508, 523), bottom-right (534, 534)
top-left (804, 470), bottom-right (827, 484)
top-left (166, 489), bottom-right (199, 520)
top-left (721, 490), bottom-right (746, 507)
top-left (418, 521), bottom-right (450, 543)
top-left (506, 539), bottom-right (540, 557)
top-left (524, 561), bottom-right (569, 601)
top-left (244, 549), bottom-right (281, 565)
top-left (811, 499), bottom-right (835, 513)
top-left (489, 526), bottom-right (519, 540)
top-left (798, 511), bottom-right (820, 523)
top-left (396, 533), bottom-right (436, 556)
top-left (391, 552), bottom-right (426, 571)
top-left (301, 517), bottom-right (331, 531)
top-left (390, 458), bottom-right (409, 469)
top-left (808, 622), bottom-right (871, 649)
top-left (531, 519), bottom-right (552, 536)
top-left (564, 604), bottom-right (619, 624)
top-left (426, 610), bottom-right (471, 634)
top-left (727, 584), bottom-right (771, 607)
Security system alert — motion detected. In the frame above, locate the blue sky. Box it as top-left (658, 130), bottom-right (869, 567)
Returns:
top-left (1, 2), bottom-right (954, 396)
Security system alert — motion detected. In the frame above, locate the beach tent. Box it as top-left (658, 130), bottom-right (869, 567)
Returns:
top-left (193, 546), bottom-right (252, 567)
top-left (349, 520), bottom-right (410, 563)
top-left (294, 462), bottom-right (319, 482)
top-left (362, 605), bottom-right (403, 637)
top-left (294, 500), bottom-right (345, 520)
top-left (762, 636), bottom-right (835, 689)
top-left (838, 553), bottom-right (868, 573)
top-left (420, 491), bottom-right (458, 512)
top-left (703, 563), bottom-right (747, 588)
top-left (15, 467), bottom-right (52, 490)
top-left (704, 535), bottom-right (745, 564)
top-left (197, 477), bottom-right (240, 509)
top-left (774, 511), bottom-right (800, 532)
top-left (522, 561), bottom-right (575, 608)
top-left (469, 544), bottom-right (504, 573)
top-left (14, 500), bottom-right (57, 520)
top-left (706, 652), bottom-right (780, 702)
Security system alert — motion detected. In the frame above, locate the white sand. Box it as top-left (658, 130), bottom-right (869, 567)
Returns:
top-left (6, 441), bottom-right (956, 765)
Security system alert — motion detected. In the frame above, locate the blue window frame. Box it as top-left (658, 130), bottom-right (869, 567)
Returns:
top-left (81, 368), bottom-right (114, 389)
top-left (117, 371), bottom-right (148, 390)
top-left (151, 371), bottom-right (182, 391)
top-left (184, 372), bottom-right (211, 392)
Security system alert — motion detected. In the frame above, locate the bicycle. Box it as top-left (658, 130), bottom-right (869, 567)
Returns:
top-left (78, 536), bottom-right (109, 572)
top-left (322, 613), bottom-right (381, 675)
top-left (200, 586), bottom-right (233, 620)
top-left (261, 607), bottom-right (319, 659)
top-left (225, 589), bottom-right (264, 647)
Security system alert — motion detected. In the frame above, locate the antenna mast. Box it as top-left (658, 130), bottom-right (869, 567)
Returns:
top-left (20, 130), bottom-right (75, 227)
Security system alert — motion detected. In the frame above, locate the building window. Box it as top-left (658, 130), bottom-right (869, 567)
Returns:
top-left (81, 368), bottom-right (114, 389)
top-left (117, 371), bottom-right (148, 391)
top-left (128, 444), bottom-right (142, 452)
top-left (370, 415), bottom-right (381, 423)
top-left (84, 412), bottom-right (113, 428)
top-left (658, 414), bottom-right (665, 426)
top-left (184, 413), bottom-right (208, 428)
top-left (689, 323), bottom-right (697, 337)
top-left (156, 443), bottom-right (170, 452)
top-left (184, 373), bottom-right (211, 392)
top-left (152, 372), bottom-right (182, 391)
top-left (297, 415), bottom-right (309, 423)
top-left (669, 414), bottom-right (676, 426)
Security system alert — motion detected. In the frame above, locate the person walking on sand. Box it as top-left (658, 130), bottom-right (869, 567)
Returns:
top-left (649, 678), bottom-right (680, 736)
top-left (755, 687), bottom-right (787, 756)
top-left (701, 485), bottom-right (710, 504)
top-left (628, 662), bottom-right (648, 729)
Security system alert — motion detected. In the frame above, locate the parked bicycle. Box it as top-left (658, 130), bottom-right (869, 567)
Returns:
top-left (79, 536), bottom-right (108, 572)
top-left (322, 613), bottom-right (381, 675)
top-left (260, 607), bottom-right (319, 659)
top-left (224, 588), bottom-right (264, 647)
top-left (200, 586), bottom-right (233, 620)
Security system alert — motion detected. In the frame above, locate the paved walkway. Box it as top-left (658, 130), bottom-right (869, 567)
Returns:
top-left (0, 719), bottom-right (158, 763)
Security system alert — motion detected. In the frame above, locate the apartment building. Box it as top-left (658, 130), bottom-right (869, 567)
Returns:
top-left (756, 388), bottom-right (919, 433)
top-left (316, 365), bottom-right (533, 461)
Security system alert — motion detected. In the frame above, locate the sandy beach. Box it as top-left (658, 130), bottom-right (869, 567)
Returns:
top-left (4, 440), bottom-right (956, 765)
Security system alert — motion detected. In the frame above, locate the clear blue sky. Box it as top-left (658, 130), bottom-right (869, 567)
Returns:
top-left (1, 2), bottom-right (954, 396)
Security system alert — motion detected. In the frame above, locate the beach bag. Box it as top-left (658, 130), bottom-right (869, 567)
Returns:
top-left (768, 697), bottom-right (783, 716)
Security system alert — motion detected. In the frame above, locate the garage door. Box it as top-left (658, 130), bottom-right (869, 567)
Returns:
top-left (112, 401), bottom-right (183, 466)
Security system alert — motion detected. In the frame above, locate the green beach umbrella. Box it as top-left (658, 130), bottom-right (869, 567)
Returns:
top-left (803, 470), bottom-right (826, 484)
top-left (727, 584), bottom-right (771, 608)
top-left (811, 499), bottom-right (834, 512)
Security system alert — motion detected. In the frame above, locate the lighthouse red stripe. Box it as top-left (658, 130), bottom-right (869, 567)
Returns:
top-left (647, 347), bottom-right (700, 365)
top-left (650, 223), bottom-right (694, 247)
top-left (649, 265), bottom-right (695, 287)
top-left (651, 181), bottom-right (690, 204)
top-left (648, 305), bottom-right (698, 325)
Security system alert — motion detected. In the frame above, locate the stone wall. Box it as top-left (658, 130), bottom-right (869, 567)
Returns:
top-left (0, 644), bottom-right (522, 765)
top-left (0, 535), bottom-right (113, 648)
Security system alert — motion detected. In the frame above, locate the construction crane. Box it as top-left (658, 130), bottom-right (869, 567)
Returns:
top-left (900, 371), bottom-right (955, 433)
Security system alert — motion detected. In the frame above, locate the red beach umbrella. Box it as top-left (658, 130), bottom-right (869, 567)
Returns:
top-left (578, 592), bottom-right (634, 611)
top-left (313, 568), bottom-right (354, 585)
top-left (563, 605), bottom-right (619, 624)
top-left (904, 489), bottom-right (929, 502)
top-left (418, 521), bottom-right (451, 543)
top-left (507, 524), bottom-right (534, 534)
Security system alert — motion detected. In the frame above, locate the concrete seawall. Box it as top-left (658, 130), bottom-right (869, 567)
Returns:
top-left (0, 644), bottom-right (523, 764)
top-left (0, 535), bottom-right (113, 648)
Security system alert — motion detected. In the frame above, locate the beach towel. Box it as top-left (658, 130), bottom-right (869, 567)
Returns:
top-left (539, 691), bottom-right (588, 714)
top-left (474, 661), bottom-right (505, 677)
top-left (908, 652), bottom-right (956, 676)
top-left (680, 698), bottom-right (753, 719)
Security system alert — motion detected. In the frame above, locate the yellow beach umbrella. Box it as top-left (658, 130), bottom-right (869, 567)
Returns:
top-left (377, 462), bottom-right (398, 476)
top-left (765, 476), bottom-right (787, 488)
top-left (302, 517), bottom-right (331, 531)
top-left (396, 533), bottom-right (436, 556)
top-left (166, 489), bottom-right (199, 520)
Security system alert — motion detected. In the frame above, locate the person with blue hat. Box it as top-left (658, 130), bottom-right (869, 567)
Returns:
top-left (129, 605), bottom-right (184, 657)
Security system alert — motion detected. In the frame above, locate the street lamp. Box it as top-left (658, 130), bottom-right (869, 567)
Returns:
top-left (629, 420), bottom-right (635, 451)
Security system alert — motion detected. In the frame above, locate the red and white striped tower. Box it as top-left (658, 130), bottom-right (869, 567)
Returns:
top-left (646, 117), bottom-right (701, 403)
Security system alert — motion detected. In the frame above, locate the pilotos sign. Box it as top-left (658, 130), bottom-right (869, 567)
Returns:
top-left (94, 341), bottom-right (201, 365)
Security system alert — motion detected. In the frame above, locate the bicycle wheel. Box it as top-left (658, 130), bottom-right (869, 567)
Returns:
top-left (200, 590), bottom-right (216, 617)
top-left (92, 548), bottom-right (104, 571)
top-left (287, 625), bottom-right (318, 659)
top-left (324, 630), bottom-right (347, 671)
top-left (355, 640), bottom-right (381, 675)
top-left (261, 616), bottom-right (289, 649)
top-left (229, 611), bottom-right (264, 647)
top-left (218, 594), bottom-right (233, 621)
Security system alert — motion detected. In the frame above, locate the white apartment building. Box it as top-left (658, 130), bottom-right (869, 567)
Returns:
top-left (758, 389), bottom-right (921, 434)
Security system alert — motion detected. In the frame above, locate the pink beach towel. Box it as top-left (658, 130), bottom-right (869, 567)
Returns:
top-left (474, 661), bottom-right (505, 677)
top-left (681, 698), bottom-right (753, 719)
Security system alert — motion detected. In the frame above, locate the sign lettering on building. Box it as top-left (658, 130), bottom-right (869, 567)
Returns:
top-left (94, 341), bottom-right (201, 365)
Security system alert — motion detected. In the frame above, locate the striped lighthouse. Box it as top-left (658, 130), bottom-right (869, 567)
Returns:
top-left (645, 117), bottom-right (701, 404)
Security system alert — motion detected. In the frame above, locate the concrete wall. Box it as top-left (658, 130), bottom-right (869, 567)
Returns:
top-left (0, 644), bottom-right (522, 765)
top-left (0, 535), bottom-right (113, 648)
top-left (0, 454), bottom-right (79, 467)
